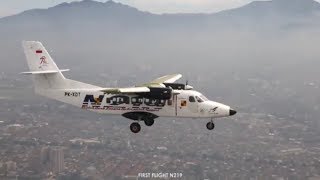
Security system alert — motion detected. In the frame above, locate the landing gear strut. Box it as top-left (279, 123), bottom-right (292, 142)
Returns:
top-left (123, 112), bottom-right (158, 133)
top-left (130, 122), bottom-right (141, 133)
top-left (206, 119), bottom-right (215, 130)
top-left (144, 119), bottom-right (154, 126)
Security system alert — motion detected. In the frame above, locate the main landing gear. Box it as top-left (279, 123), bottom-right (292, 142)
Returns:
top-left (206, 119), bottom-right (215, 130)
top-left (129, 119), bottom-right (154, 133)
top-left (130, 122), bottom-right (141, 133)
top-left (123, 112), bottom-right (158, 133)
top-left (144, 118), bottom-right (154, 126)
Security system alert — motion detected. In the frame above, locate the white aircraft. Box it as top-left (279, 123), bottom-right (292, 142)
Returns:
top-left (21, 41), bottom-right (237, 133)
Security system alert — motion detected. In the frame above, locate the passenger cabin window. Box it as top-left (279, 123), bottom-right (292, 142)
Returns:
top-left (189, 96), bottom-right (196, 102)
top-left (195, 96), bottom-right (204, 103)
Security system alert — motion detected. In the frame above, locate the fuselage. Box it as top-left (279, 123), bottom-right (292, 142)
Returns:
top-left (47, 89), bottom-right (234, 119)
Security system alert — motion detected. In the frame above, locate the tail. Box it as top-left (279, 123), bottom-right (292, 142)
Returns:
top-left (22, 41), bottom-right (101, 97)
top-left (22, 41), bottom-right (70, 90)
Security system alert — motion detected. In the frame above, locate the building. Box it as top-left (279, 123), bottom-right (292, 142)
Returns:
top-left (49, 147), bottom-right (65, 173)
top-left (39, 146), bottom-right (65, 173)
top-left (5, 161), bottom-right (17, 176)
top-left (40, 146), bottom-right (50, 164)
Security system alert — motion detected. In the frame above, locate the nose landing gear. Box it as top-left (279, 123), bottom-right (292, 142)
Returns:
top-left (206, 118), bottom-right (215, 130)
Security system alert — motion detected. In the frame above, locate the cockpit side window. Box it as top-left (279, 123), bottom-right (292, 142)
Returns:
top-left (195, 96), bottom-right (204, 103)
top-left (189, 96), bottom-right (196, 102)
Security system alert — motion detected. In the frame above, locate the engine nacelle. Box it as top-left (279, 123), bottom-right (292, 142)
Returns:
top-left (163, 83), bottom-right (193, 90)
top-left (163, 83), bottom-right (185, 90)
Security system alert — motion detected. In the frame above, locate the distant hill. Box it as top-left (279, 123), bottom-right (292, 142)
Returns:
top-left (0, 0), bottom-right (154, 31)
top-left (1, 0), bottom-right (320, 30)
top-left (0, 0), bottom-right (320, 74)
top-left (211, 0), bottom-right (320, 28)
top-left (218, 0), bottom-right (320, 16)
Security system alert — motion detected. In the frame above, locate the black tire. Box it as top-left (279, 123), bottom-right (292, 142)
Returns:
top-left (130, 122), bottom-right (141, 133)
top-left (206, 122), bottom-right (215, 130)
top-left (144, 119), bottom-right (154, 126)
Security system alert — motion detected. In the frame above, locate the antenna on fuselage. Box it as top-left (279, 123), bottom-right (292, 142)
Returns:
top-left (185, 80), bottom-right (193, 90)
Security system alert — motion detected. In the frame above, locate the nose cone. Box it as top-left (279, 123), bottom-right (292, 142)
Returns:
top-left (229, 109), bottom-right (237, 116)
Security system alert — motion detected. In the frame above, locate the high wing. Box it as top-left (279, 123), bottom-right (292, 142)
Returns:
top-left (140, 74), bottom-right (183, 88)
top-left (100, 74), bottom-right (182, 94)
top-left (150, 74), bottom-right (182, 84)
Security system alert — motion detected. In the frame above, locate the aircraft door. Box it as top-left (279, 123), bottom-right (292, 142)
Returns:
top-left (169, 94), bottom-right (178, 117)
top-left (177, 97), bottom-right (187, 117)
top-left (188, 96), bottom-right (198, 113)
top-left (176, 95), bottom-right (197, 117)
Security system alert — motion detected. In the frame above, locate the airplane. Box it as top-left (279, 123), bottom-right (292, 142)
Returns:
top-left (21, 41), bottom-right (237, 133)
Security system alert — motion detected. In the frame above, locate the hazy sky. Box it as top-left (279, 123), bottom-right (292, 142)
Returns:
top-left (1, 0), bottom-right (320, 17)
top-left (0, 0), bottom-right (255, 17)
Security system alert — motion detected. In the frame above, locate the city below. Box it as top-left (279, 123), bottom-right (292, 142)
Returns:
top-left (0, 77), bottom-right (319, 179)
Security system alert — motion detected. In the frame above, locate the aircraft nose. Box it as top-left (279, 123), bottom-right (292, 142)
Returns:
top-left (229, 109), bottom-right (237, 116)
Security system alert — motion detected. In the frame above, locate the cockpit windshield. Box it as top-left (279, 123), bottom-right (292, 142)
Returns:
top-left (195, 96), bottom-right (204, 103)
top-left (195, 95), bottom-right (209, 103)
top-left (200, 95), bottom-right (209, 101)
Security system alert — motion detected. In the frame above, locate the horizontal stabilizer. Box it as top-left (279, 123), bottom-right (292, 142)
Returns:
top-left (20, 69), bottom-right (70, 75)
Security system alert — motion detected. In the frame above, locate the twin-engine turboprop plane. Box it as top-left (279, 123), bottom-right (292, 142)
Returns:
top-left (21, 41), bottom-right (237, 133)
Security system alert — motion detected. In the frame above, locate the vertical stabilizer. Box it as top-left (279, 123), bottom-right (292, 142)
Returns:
top-left (22, 41), bottom-right (66, 90)
top-left (22, 41), bottom-right (100, 90)
top-left (22, 41), bottom-right (101, 107)
top-left (22, 41), bottom-right (65, 76)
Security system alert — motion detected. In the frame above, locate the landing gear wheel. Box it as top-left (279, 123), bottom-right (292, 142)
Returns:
top-left (206, 122), bottom-right (215, 130)
top-left (144, 119), bottom-right (154, 126)
top-left (130, 122), bottom-right (141, 133)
